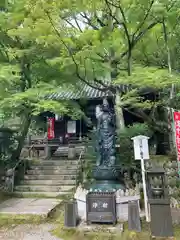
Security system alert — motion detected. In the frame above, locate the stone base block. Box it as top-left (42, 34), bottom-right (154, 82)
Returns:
top-left (116, 196), bottom-right (141, 222)
top-left (78, 221), bottom-right (123, 233)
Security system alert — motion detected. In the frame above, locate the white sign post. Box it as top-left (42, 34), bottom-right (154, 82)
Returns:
top-left (131, 135), bottom-right (150, 222)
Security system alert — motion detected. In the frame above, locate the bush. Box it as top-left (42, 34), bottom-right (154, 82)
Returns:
top-left (76, 130), bottom-right (97, 188)
top-left (116, 123), bottom-right (153, 173)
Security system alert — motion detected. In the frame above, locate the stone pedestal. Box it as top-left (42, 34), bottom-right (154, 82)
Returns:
top-left (74, 187), bottom-right (141, 222)
top-left (91, 166), bottom-right (125, 192)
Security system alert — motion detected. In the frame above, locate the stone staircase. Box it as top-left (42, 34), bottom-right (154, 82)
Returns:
top-left (14, 146), bottom-right (84, 197)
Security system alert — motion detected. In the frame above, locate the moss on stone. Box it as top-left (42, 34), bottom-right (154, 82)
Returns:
top-left (0, 214), bottom-right (47, 227)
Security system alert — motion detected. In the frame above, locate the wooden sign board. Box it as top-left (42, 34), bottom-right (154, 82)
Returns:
top-left (131, 135), bottom-right (150, 160)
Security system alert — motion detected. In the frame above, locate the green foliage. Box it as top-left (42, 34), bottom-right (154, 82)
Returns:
top-left (115, 66), bottom-right (180, 89)
top-left (0, 128), bottom-right (16, 167)
top-left (76, 130), bottom-right (97, 187)
top-left (117, 123), bottom-right (153, 172)
top-left (0, 0), bottom-right (180, 166)
top-left (0, 0), bottom-right (83, 121)
top-left (0, 0), bottom-right (88, 164)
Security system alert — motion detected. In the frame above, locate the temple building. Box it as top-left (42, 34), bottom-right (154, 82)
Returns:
top-left (37, 83), bottom-right (143, 146)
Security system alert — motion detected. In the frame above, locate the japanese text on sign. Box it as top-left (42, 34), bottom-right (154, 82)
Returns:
top-left (174, 112), bottom-right (180, 160)
top-left (92, 202), bottom-right (108, 209)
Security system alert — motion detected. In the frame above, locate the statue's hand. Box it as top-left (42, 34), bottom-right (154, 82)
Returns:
top-left (96, 158), bottom-right (101, 166)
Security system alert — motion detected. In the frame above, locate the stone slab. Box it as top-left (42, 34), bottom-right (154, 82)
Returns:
top-left (0, 198), bottom-right (62, 216)
top-left (78, 221), bottom-right (123, 233)
top-left (128, 201), bottom-right (141, 232)
top-left (0, 224), bottom-right (61, 240)
top-left (116, 195), bottom-right (140, 203)
top-left (14, 191), bottom-right (70, 198)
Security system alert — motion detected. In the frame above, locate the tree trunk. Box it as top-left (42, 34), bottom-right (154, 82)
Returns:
top-left (12, 113), bottom-right (31, 162)
top-left (155, 106), bottom-right (170, 155)
top-left (115, 91), bottom-right (125, 131)
top-left (162, 19), bottom-right (174, 151)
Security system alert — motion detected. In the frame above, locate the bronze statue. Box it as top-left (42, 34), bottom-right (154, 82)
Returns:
top-left (96, 98), bottom-right (116, 167)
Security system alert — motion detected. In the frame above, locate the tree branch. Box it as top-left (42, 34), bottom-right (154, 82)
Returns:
top-left (80, 13), bottom-right (99, 30)
top-left (94, 12), bottom-right (107, 27)
top-left (166, 0), bottom-right (177, 12)
top-left (162, 18), bottom-right (172, 74)
top-left (132, 21), bottom-right (159, 46)
top-left (73, 16), bottom-right (83, 32)
top-left (132, 0), bottom-right (155, 40)
top-left (107, 0), bottom-right (131, 44)
top-left (46, 11), bottom-right (113, 92)
top-left (63, 18), bottom-right (78, 30)
top-left (105, 0), bottom-right (132, 75)
top-left (91, 61), bottom-right (116, 92)
top-left (105, 0), bottom-right (122, 27)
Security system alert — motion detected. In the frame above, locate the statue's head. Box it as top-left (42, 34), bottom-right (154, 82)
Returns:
top-left (102, 98), bottom-right (109, 112)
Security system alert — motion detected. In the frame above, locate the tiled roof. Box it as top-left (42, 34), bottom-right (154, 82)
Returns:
top-left (48, 84), bottom-right (129, 100)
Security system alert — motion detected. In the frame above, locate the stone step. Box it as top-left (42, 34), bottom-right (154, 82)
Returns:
top-left (54, 146), bottom-right (84, 155)
top-left (27, 169), bottom-right (77, 175)
top-left (14, 185), bottom-right (75, 192)
top-left (21, 179), bottom-right (76, 185)
top-left (51, 155), bottom-right (82, 159)
top-left (30, 160), bottom-right (79, 166)
top-left (13, 191), bottom-right (71, 198)
top-left (29, 165), bottom-right (78, 170)
top-left (24, 174), bottom-right (76, 180)
top-left (0, 198), bottom-right (62, 217)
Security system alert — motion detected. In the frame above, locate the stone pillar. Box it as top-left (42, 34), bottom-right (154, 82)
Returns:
top-left (68, 144), bottom-right (76, 160)
top-left (45, 143), bottom-right (51, 160)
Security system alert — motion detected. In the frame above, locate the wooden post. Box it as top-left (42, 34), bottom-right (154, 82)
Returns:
top-left (45, 142), bottom-right (51, 160)
top-left (131, 135), bottom-right (150, 222)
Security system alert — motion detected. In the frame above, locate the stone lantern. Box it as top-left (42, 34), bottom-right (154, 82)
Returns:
top-left (146, 167), bottom-right (168, 199)
top-left (146, 167), bottom-right (174, 238)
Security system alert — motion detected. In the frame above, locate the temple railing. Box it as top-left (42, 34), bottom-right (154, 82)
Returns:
top-left (22, 135), bottom-right (86, 159)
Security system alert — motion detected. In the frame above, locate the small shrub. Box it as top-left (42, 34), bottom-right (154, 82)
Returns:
top-left (117, 123), bottom-right (152, 168)
top-left (116, 123), bottom-right (152, 183)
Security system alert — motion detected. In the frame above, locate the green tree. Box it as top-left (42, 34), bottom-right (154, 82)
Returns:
top-left (29, 0), bottom-right (180, 154)
top-left (1, 0), bottom-right (180, 160)
top-left (30, 0), bottom-right (179, 123)
top-left (0, 0), bottom-right (83, 163)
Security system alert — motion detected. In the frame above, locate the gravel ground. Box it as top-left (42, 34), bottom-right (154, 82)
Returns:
top-left (0, 224), bottom-right (62, 240)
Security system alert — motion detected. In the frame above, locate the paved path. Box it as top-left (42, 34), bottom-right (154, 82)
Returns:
top-left (0, 198), bottom-right (62, 216)
top-left (0, 224), bottom-right (62, 240)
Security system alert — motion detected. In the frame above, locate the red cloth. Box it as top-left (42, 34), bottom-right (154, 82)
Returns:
top-left (47, 117), bottom-right (55, 140)
top-left (174, 112), bottom-right (180, 160)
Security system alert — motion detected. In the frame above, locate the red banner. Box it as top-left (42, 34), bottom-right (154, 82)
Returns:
top-left (174, 112), bottom-right (180, 160)
top-left (47, 117), bottom-right (55, 140)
